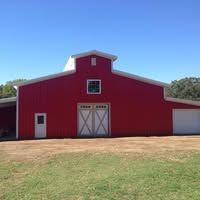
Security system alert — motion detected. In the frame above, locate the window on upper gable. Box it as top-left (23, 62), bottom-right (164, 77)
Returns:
top-left (91, 57), bottom-right (96, 66)
top-left (87, 80), bottom-right (101, 94)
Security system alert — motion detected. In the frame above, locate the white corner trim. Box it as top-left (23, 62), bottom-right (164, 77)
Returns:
top-left (87, 79), bottom-right (101, 94)
top-left (165, 96), bottom-right (200, 106)
top-left (16, 87), bottom-right (19, 139)
top-left (112, 69), bottom-right (169, 87)
top-left (71, 50), bottom-right (118, 61)
top-left (15, 69), bottom-right (76, 87)
top-left (163, 87), bottom-right (167, 99)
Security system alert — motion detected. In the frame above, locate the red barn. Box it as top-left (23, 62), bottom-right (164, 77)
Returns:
top-left (1, 50), bottom-right (200, 139)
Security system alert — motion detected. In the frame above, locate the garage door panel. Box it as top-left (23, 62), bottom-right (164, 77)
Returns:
top-left (173, 109), bottom-right (200, 134)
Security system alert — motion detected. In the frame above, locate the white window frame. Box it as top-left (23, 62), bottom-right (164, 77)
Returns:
top-left (91, 57), bottom-right (96, 66)
top-left (87, 79), bottom-right (101, 94)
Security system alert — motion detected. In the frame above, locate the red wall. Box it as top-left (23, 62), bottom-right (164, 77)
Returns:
top-left (0, 106), bottom-right (16, 132)
top-left (18, 55), bottom-right (200, 139)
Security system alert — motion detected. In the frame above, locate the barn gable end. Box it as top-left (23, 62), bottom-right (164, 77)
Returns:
top-left (14, 50), bottom-right (200, 139)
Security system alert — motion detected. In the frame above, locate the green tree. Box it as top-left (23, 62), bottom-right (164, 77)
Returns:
top-left (166, 77), bottom-right (200, 101)
top-left (1, 85), bottom-right (16, 98)
top-left (0, 79), bottom-right (26, 99)
top-left (0, 85), bottom-right (3, 98)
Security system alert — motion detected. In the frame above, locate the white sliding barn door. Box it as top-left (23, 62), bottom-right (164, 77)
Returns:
top-left (78, 105), bottom-right (93, 136)
top-left (94, 105), bottom-right (109, 136)
top-left (78, 104), bottom-right (109, 137)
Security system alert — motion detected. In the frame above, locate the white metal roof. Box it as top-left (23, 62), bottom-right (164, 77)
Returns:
top-left (165, 97), bottom-right (200, 106)
top-left (0, 97), bottom-right (16, 108)
top-left (71, 50), bottom-right (118, 61)
top-left (0, 97), bottom-right (16, 104)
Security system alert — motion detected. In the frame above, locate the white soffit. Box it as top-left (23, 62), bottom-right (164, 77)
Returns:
top-left (71, 50), bottom-right (118, 61)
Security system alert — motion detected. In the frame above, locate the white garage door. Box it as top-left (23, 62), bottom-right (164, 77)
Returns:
top-left (173, 109), bottom-right (200, 134)
top-left (78, 104), bottom-right (109, 137)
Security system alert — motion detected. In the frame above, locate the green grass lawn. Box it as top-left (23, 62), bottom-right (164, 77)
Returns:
top-left (1, 152), bottom-right (200, 200)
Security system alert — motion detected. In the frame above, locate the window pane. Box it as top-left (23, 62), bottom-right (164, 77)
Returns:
top-left (37, 115), bottom-right (44, 124)
top-left (88, 80), bottom-right (100, 94)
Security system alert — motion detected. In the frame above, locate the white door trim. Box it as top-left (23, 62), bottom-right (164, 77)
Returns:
top-left (77, 103), bottom-right (111, 137)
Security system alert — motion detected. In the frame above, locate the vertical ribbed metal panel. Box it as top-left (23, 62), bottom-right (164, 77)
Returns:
top-left (18, 55), bottom-right (200, 139)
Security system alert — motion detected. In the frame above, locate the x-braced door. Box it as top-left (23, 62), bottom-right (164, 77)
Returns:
top-left (78, 104), bottom-right (109, 137)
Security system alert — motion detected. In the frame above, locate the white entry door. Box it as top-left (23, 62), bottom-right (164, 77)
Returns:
top-left (78, 104), bottom-right (109, 137)
top-left (173, 109), bottom-right (200, 134)
top-left (35, 113), bottom-right (47, 138)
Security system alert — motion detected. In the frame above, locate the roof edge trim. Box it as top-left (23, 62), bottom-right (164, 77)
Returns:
top-left (15, 70), bottom-right (76, 87)
top-left (0, 97), bottom-right (17, 104)
top-left (71, 50), bottom-right (118, 61)
top-left (112, 69), bottom-right (169, 87)
top-left (165, 97), bottom-right (200, 106)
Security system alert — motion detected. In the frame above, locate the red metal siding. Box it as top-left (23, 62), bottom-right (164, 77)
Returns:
top-left (0, 106), bottom-right (16, 132)
top-left (18, 55), bottom-right (200, 139)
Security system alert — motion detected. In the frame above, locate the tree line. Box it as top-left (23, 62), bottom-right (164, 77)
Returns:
top-left (0, 79), bottom-right (26, 99)
top-left (0, 77), bottom-right (200, 101)
top-left (166, 77), bottom-right (200, 101)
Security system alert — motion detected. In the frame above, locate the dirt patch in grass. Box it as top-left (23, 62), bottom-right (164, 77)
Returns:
top-left (1, 136), bottom-right (200, 162)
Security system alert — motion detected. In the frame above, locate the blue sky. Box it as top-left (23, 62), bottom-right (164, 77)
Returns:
top-left (0, 0), bottom-right (200, 84)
